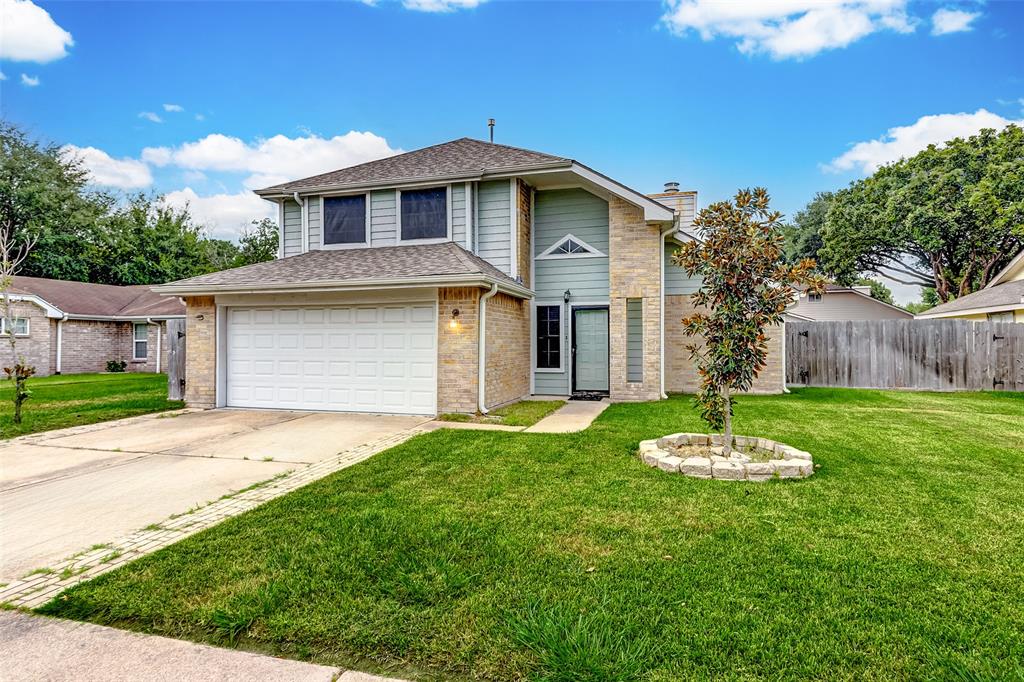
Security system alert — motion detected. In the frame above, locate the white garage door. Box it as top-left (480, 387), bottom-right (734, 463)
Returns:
top-left (226, 304), bottom-right (437, 415)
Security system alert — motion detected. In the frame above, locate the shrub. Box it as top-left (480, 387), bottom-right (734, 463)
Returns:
top-left (106, 360), bottom-right (127, 373)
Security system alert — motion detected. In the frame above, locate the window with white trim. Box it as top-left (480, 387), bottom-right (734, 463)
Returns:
top-left (808, 293), bottom-right (822, 302)
top-left (1, 318), bottom-right (29, 336)
top-left (988, 311), bottom-right (1014, 322)
top-left (537, 234), bottom-right (605, 259)
top-left (133, 323), bottom-right (148, 360)
top-left (400, 187), bottom-right (448, 241)
top-left (536, 305), bottom-right (561, 370)
top-left (322, 195), bottom-right (368, 246)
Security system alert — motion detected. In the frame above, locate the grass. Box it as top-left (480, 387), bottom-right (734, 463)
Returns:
top-left (38, 389), bottom-right (1024, 680)
top-left (0, 373), bottom-right (183, 439)
top-left (438, 399), bottom-right (565, 427)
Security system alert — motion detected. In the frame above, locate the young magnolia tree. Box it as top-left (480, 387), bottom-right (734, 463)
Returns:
top-left (673, 188), bottom-right (823, 455)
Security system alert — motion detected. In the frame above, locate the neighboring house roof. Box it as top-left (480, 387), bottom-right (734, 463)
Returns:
top-left (254, 137), bottom-right (674, 223)
top-left (10, 276), bottom-right (185, 319)
top-left (153, 242), bottom-right (532, 298)
top-left (259, 138), bottom-right (569, 194)
top-left (916, 279), bottom-right (1024, 319)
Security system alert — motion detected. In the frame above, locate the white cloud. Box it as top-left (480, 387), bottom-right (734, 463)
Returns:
top-left (931, 8), bottom-right (980, 35)
top-left (0, 71), bottom-right (6, 81)
top-left (20, 73), bottom-right (39, 87)
top-left (60, 145), bottom-right (153, 189)
top-left (142, 130), bottom-right (401, 189)
top-left (163, 103), bottom-right (185, 112)
top-left (401, 0), bottom-right (481, 11)
top-left (138, 111), bottom-right (163, 123)
top-left (826, 109), bottom-right (1024, 174)
top-left (0, 0), bottom-right (74, 63)
top-left (161, 188), bottom-right (276, 240)
top-left (661, 0), bottom-right (917, 59)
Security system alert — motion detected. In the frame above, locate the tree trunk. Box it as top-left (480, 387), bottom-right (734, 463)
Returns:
top-left (722, 384), bottom-right (732, 456)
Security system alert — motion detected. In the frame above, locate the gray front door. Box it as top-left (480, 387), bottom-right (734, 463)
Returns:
top-left (574, 308), bottom-right (609, 392)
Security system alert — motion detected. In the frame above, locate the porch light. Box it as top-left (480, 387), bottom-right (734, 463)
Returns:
top-left (563, 289), bottom-right (572, 303)
top-left (449, 308), bottom-right (461, 331)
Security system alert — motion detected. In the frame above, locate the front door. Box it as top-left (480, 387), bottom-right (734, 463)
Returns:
top-left (573, 308), bottom-right (609, 392)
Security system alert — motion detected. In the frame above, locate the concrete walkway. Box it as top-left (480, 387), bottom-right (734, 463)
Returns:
top-left (523, 399), bottom-right (610, 433)
top-left (0, 610), bottom-right (406, 682)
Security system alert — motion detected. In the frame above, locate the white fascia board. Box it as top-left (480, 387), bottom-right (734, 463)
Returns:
top-left (987, 250), bottom-right (1024, 288)
top-left (569, 163), bottom-right (675, 222)
top-left (65, 314), bottom-right (186, 321)
top-left (915, 302), bottom-right (1024, 319)
top-left (4, 294), bottom-right (65, 319)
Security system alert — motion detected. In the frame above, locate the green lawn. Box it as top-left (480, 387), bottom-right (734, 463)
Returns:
top-left (39, 389), bottom-right (1024, 680)
top-left (439, 399), bottom-right (566, 427)
top-left (0, 373), bottom-right (183, 439)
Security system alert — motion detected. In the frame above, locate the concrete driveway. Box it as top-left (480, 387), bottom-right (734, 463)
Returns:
top-left (0, 409), bottom-right (427, 582)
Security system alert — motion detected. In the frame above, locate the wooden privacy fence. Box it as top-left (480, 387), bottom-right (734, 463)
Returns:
top-left (166, 318), bottom-right (186, 401)
top-left (786, 319), bottom-right (1024, 392)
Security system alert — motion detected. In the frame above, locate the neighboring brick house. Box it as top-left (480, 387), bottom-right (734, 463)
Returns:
top-left (154, 138), bottom-right (786, 414)
top-left (3, 277), bottom-right (185, 376)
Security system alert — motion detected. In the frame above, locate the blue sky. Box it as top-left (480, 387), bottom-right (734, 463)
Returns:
top-left (1, 0), bottom-right (1022, 302)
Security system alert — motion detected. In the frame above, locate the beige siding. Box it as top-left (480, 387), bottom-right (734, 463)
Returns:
top-left (789, 291), bottom-right (912, 321)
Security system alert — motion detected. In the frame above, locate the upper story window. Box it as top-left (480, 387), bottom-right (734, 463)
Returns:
top-left (808, 293), bottom-right (822, 302)
top-left (323, 195), bottom-right (368, 247)
top-left (399, 187), bottom-right (448, 242)
top-left (1, 318), bottom-right (29, 336)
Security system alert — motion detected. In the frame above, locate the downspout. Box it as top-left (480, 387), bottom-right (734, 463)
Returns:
top-left (146, 318), bottom-right (161, 374)
top-left (659, 222), bottom-right (677, 400)
top-left (293, 192), bottom-right (307, 253)
top-left (55, 314), bottom-right (68, 374)
top-left (477, 283), bottom-right (499, 414)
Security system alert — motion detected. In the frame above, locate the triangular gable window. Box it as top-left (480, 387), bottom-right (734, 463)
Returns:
top-left (538, 234), bottom-right (606, 259)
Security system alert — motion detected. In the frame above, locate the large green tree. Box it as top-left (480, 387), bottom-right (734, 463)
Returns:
top-left (0, 122), bottom-right (111, 281)
top-left (234, 218), bottom-right (278, 267)
top-left (1, 121), bottom-right (281, 285)
top-left (819, 124), bottom-right (1024, 303)
top-left (782, 191), bottom-right (832, 264)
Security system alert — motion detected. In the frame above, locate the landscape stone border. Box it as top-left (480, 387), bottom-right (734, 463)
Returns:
top-left (639, 433), bottom-right (814, 481)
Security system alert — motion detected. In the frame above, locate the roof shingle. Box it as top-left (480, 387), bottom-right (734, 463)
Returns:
top-left (156, 242), bottom-right (522, 291)
top-left (257, 137), bottom-right (569, 194)
top-left (919, 279), bottom-right (1024, 316)
top-left (11, 276), bottom-right (185, 318)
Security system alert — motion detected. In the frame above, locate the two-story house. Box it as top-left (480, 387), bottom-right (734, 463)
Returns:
top-left (155, 138), bottom-right (784, 415)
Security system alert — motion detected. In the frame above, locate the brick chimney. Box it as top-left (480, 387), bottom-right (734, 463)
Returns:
top-left (647, 181), bottom-right (697, 227)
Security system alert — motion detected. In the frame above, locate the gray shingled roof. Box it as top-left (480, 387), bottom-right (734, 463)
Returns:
top-left (12, 276), bottom-right (185, 318)
top-left (156, 242), bottom-right (522, 291)
top-left (919, 279), bottom-right (1024, 316)
top-left (257, 137), bottom-right (570, 194)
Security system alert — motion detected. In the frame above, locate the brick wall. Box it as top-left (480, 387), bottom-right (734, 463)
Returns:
top-left (60, 320), bottom-right (126, 374)
top-left (437, 287), bottom-right (480, 413)
top-left (55, 320), bottom-right (170, 375)
top-left (665, 294), bottom-right (785, 394)
top-left (516, 179), bottom-right (532, 288)
top-left (0, 300), bottom-right (53, 375)
top-left (484, 292), bottom-right (530, 409)
top-left (607, 196), bottom-right (662, 401)
top-left (184, 296), bottom-right (217, 408)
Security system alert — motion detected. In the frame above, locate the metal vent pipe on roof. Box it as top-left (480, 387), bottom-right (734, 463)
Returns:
top-left (663, 181), bottom-right (680, 193)
top-left (488, 118), bottom-right (495, 143)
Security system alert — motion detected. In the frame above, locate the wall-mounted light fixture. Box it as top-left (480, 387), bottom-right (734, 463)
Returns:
top-left (448, 308), bottom-right (461, 331)
top-left (196, 314), bottom-right (205, 321)
top-left (563, 289), bottom-right (572, 303)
